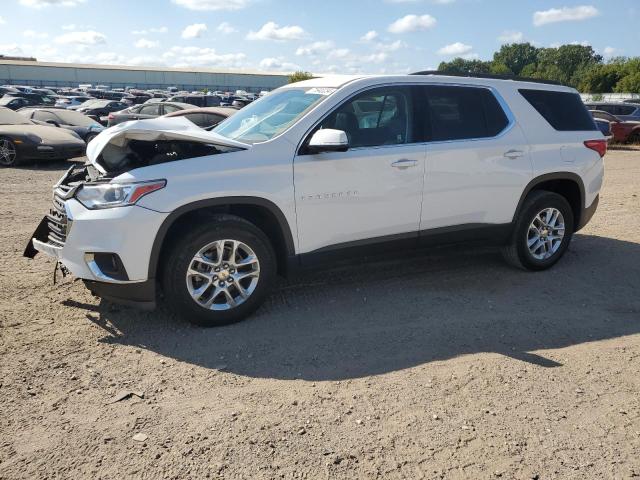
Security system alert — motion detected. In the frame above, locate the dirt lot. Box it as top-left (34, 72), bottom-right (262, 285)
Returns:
top-left (1, 150), bottom-right (639, 480)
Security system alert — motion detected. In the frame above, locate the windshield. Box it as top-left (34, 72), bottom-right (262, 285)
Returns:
top-left (0, 108), bottom-right (32, 125)
top-left (55, 110), bottom-right (100, 127)
top-left (213, 87), bottom-right (334, 144)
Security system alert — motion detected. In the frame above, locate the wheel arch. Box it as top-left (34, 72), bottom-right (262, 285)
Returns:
top-left (513, 172), bottom-right (586, 230)
top-left (149, 197), bottom-right (296, 280)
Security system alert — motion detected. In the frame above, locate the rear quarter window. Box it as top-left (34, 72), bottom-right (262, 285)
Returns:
top-left (520, 89), bottom-right (597, 131)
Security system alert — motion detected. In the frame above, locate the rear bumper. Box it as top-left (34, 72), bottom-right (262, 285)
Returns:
top-left (84, 279), bottom-right (157, 310)
top-left (577, 194), bottom-right (599, 232)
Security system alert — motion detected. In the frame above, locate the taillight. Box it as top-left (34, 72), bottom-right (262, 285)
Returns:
top-left (584, 139), bottom-right (607, 158)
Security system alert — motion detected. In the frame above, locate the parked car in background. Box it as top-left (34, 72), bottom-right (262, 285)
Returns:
top-left (0, 107), bottom-right (86, 167)
top-left (0, 96), bottom-right (35, 110)
top-left (593, 118), bottom-right (613, 142)
top-left (0, 86), bottom-right (21, 95)
top-left (163, 106), bottom-right (237, 130)
top-left (18, 107), bottom-right (105, 144)
top-left (107, 101), bottom-right (194, 127)
top-left (75, 100), bottom-right (129, 123)
top-left (55, 96), bottom-right (94, 108)
top-left (590, 110), bottom-right (640, 144)
top-left (4, 92), bottom-right (55, 106)
top-left (584, 102), bottom-right (640, 121)
top-left (167, 94), bottom-right (221, 107)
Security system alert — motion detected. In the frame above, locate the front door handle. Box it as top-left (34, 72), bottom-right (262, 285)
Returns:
top-left (504, 149), bottom-right (524, 159)
top-left (391, 159), bottom-right (418, 169)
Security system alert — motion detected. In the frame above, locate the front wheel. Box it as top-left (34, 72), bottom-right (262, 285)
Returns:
top-left (502, 191), bottom-right (574, 271)
top-left (0, 138), bottom-right (19, 167)
top-left (162, 215), bottom-right (276, 327)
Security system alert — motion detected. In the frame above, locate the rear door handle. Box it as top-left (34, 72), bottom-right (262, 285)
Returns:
top-left (391, 159), bottom-right (418, 169)
top-left (504, 149), bottom-right (524, 159)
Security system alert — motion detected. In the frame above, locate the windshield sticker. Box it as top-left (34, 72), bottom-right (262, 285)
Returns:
top-left (306, 87), bottom-right (336, 96)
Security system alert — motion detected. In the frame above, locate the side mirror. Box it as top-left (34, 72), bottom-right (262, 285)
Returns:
top-left (46, 119), bottom-right (60, 127)
top-left (307, 129), bottom-right (349, 154)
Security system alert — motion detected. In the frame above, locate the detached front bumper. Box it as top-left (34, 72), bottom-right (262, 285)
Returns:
top-left (25, 196), bottom-right (168, 309)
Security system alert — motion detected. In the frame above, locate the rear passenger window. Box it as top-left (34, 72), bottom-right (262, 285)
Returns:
top-left (519, 89), bottom-right (597, 131)
top-left (424, 86), bottom-right (509, 141)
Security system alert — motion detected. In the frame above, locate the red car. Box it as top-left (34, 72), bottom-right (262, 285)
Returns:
top-left (590, 110), bottom-right (640, 144)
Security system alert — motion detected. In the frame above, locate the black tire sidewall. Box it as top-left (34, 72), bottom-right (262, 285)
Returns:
top-left (515, 192), bottom-right (574, 271)
top-left (162, 218), bottom-right (276, 327)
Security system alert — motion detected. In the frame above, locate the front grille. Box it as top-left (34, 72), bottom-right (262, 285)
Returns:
top-left (46, 186), bottom-right (72, 247)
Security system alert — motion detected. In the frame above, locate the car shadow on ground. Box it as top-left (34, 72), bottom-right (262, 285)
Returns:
top-left (78, 234), bottom-right (640, 381)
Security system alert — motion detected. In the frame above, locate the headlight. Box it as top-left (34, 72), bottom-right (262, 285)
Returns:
top-left (75, 180), bottom-right (166, 210)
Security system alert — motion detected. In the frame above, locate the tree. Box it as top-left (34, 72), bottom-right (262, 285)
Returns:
top-left (288, 71), bottom-right (314, 83)
top-left (579, 64), bottom-right (624, 93)
top-left (493, 43), bottom-right (539, 76)
top-left (615, 72), bottom-right (640, 93)
top-left (437, 58), bottom-right (492, 74)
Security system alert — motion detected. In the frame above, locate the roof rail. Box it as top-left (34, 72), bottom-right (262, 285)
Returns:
top-left (410, 70), bottom-right (563, 86)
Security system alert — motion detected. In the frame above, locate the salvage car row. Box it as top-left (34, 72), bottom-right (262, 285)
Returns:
top-left (0, 102), bottom-right (237, 166)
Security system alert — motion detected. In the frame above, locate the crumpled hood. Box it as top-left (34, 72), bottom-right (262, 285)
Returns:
top-left (86, 116), bottom-right (250, 174)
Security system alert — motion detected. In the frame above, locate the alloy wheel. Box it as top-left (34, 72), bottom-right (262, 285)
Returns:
top-left (527, 207), bottom-right (565, 260)
top-left (0, 139), bottom-right (17, 166)
top-left (185, 239), bottom-right (260, 311)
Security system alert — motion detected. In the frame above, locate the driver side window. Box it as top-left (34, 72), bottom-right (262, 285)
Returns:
top-left (319, 87), bottom-right (412, 148)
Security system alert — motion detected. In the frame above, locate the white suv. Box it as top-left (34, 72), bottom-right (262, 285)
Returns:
top-left (25, 73), bottom-right (606, 326)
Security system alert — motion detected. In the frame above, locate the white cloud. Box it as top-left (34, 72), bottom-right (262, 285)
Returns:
top-left (330, 48), bottom-right (350, 59)
top-left (362, 52), bottom-right (389, 64)
top-left (132, 26), bottom-right (168, 35)
top-left (172, 0), bottom-right (249, 10)
top-left (135, 38), bottom-right (159, 49)
top-left (23, 29), bottom-right (48, 39)
top-left (181, 23), bottom-right (207, 39)
top-left (296, 40), bottom-right (334, 56)
top-left (55, 30), bottom-right (106, 46)
top-left (498, 30), bottom-right (523, 43)
top-left (61, 24), bottom-right (76, 30)
top-left (259, 57), bottom-right (300, 71)
top-left (388, 14), bottom-right (437, 34)
top-left (247, 21), bottom-right (306, 41)
top-left (360, 30), bottom-right (378, 42)
top-left (217, 22), bottom-right (236, 34)
top-left (569, 40), bottom-right (590, 47)
top-left (19, 0), bottom-right (86, 7)
top-left (533, 6), bottom-right (599, 26)
top-left (0, 44), bottom-right (23, 55)
top-left (163, 46), bottom-right (246, 68)
top-left (375, 40), bottom-right (405, 52)
top-left (0, 17), bottom-right (5, 25)
top-left (437, 42), bottom-right (473, 55)
top-left (603, 46), bottom-right (617, 57)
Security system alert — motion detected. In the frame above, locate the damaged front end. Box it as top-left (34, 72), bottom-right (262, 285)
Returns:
top-left (24, 116), bottom-right (249, 263)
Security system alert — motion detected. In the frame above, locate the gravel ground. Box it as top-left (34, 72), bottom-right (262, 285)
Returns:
top-left (1, 150), bottom-right (639, 480)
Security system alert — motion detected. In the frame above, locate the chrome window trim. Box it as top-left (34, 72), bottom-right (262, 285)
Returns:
top-left (296, 82), bottom-right (516, 155)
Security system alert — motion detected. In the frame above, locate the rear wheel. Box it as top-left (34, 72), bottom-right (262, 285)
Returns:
top-left (0, 138), bottom-right (19, 167)
top-left (162, 215), bottom-right (276, 327)
top-left (502, 191), bottom-right (574, 270)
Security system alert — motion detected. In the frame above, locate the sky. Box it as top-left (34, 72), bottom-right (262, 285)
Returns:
top-left (0, 0), bottom-right (639, 74)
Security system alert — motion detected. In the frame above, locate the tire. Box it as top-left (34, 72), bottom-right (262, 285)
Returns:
top-left (628, 131), bottom-right (640, 146)
top-left (162, 214), bottom-right (276, 327)
top-left (0, 137), bottom-right (20, 167)
top-left (502, 190), bottom-right (574, 271)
